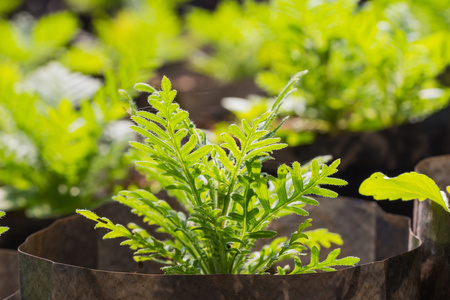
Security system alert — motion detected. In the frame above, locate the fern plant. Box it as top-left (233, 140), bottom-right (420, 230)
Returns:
top-left (77, 73), bottom-right (359, 275)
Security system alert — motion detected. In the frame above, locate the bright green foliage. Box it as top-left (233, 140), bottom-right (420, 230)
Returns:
top-left (77, 75), bottom-right (359, 275)
top-left (186, 0), bottom-right (270, 82)
top-left (60, 41), bottom-right (110, 75)
top-left (187, 0), bottom-right (450, 138)
top-left (360, 172), bottom-right (450, 212)
top-left (0, 1), bottom-right (189, 92)
top-left (0, 62), bottom-right (132, 217)
top-left (0, 11), bottom-right (79, 70)
top-left (92, 0), bottom-right (191, 89)
top-left (0, 211), bottom-right (8, 236)
top-left (301, 228), bottom-right (343, 250)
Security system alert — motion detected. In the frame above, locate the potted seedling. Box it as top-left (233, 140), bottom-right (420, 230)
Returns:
top-left (18, 74), bottom-right (421, 299)
top-left (360, 157), bottom-right (450, 300)
top-left (77, 74), bottom-right (360, 275)
top-left (0, 211), bottom-right (19, 300)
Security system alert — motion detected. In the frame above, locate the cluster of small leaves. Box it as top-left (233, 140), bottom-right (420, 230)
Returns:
top-left (0, 211), bottom-right (8, 236)
top-left (78, 75), bottom-right (359, 274)
top-left (360, 172), bottom-right (450, 212)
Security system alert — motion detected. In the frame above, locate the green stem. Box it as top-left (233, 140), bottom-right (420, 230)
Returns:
top-left (166, 109), bottom-right (202, 207)
top-left (221, 126), bottom-right (258, 216)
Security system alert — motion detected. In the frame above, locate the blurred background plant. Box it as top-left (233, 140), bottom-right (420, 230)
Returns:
top-left (0, 61), bottom-right (133, 218)
top-left (0, 0), bottom-right (195, 218)
top-left (65, 0), bottom-right (191, 90)
top-left (186, 0), bottom-right (270, 82)
top-left (186, 0), bottom-right (450, 145)
top-left (0, 10), bottom-right (79, 71)
top-left (0, 0), bottom-right (191, 89)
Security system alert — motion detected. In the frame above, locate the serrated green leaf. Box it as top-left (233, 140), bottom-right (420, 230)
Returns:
top-left (309, 187), bottom-right (338, 198)
top-left (291, 162), bottom-right (304, 191)
top-left (360, 172), bottom-right (449, 212)
top-left (221, 133), bottom-right (241, 157)
top-left (248, 230), bottom-right (277, 239)
top-left (246, 137), bottom-right (281, 152)
top-left (285, 205), bottom-right (308, 216)
top-left (136, 111), bottom-right (167, 127)
top-left (161, 76), bottom-right (172, 92)
top-left (310, 160), bottom-right (320, 182)
top-left (320, 177), bottom-right (348, 186)
top-left (76, 209), bottom-right (100, 221)
top-left (247, 207), bottom-right (260, 220)
top-left (298, 196), bottom-right (319, 206)
top-left (241, 119), bottom-right (252, 135)
top-left (148, 99), bottom-right (167, 113)
top-left (131, 126), bottom-right (174, 153)
top-left (103, 230), bottom-right (126, 239)
top-left (171, 111), bottom-right (189, 127)
top-left (303, 229), bottom-right (343, 250)
top-left (130, 141), bottom-right (154, 154)
top-left (229, 124), bottom-right (246, 141)
top-left (174, 128), bottom-right (188, 145)
top-left (244, 143), bottom-right (287, 160)
top-left (213, 145), bottom-right (234, 172)
top-left (132, 116), bottom-right (168, 139)
top-left (186, 145), bottom-right (212, 164)
top-left (181, 135), bottom-right (197, 156)
top-left (134, 83), bottom-right (156, 93)
top-left (228, 212), bottom-right (244, 222)
top-left (0, 227), bottom-right (8, 236)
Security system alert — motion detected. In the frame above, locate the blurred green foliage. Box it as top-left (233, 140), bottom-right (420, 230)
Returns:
top-left (0, 0), bottom-right (192, 218)
top-left (63, 0), bottom-right (124, 13)
top-left (186, 0), bottom-right (270, 81)
top-left (187, 0), bottom-right (450, 138)
top-left (0, 0), bottom-right (190, 90)
top-left (0, 11), bottom-right (79, 70)
top-left (0, 0), bottom-right (22, 16)
top-left (0, 61), bottom-right (132, 218)
top-left (92, 0), bottom-right (190, 89)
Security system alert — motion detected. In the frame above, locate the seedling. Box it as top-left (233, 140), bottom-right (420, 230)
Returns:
top-left (78, 73), bottom-right (359, 275)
